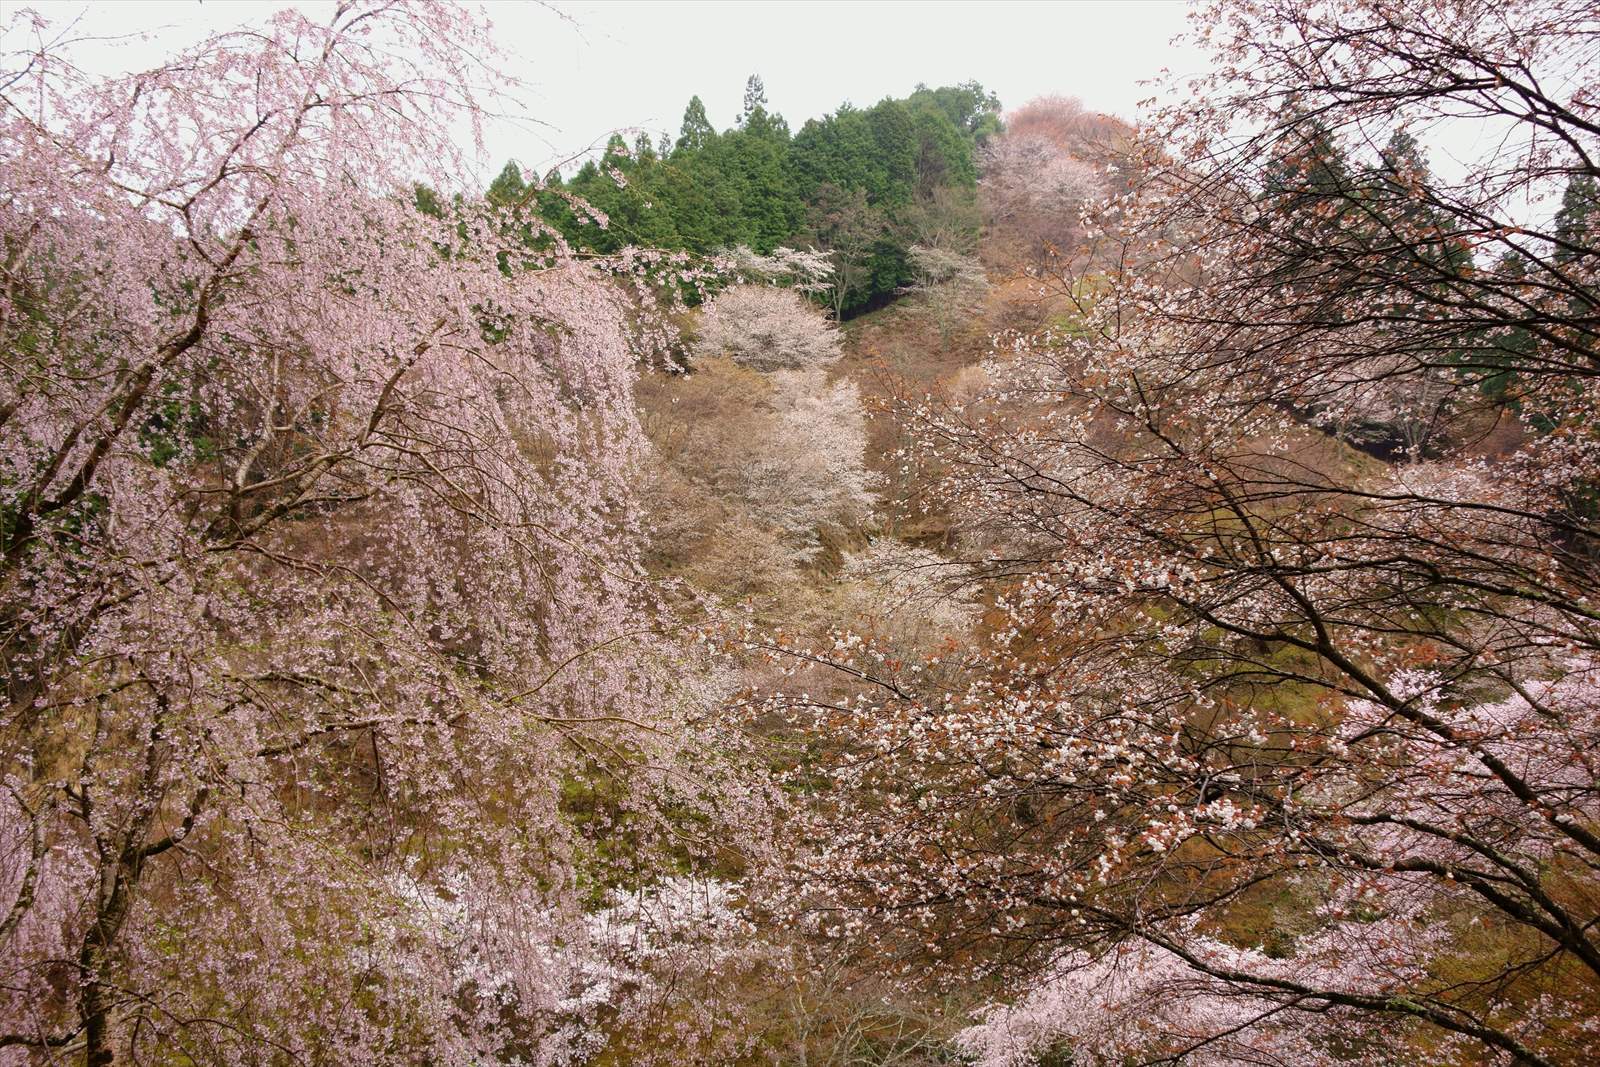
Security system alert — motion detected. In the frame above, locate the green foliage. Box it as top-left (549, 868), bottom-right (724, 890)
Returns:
top-left (678, 95), bottom-right (715, 153)
top-left (800, 183), bottom-right (887, 317)
top-left (506, 77), bottom-right (997, 317)
top-left (138, 380), bottom-right (215, 467)
top-left (486, 159), bottom-right (526, 205)
top-left (1553, 172), bottom-right (1598, 262)
top-left (411, 183), bottom-right (445, 218)
top-left (909, 80), bottom-right (1003, 144)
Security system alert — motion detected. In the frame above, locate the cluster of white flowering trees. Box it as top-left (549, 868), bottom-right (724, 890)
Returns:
top-left (693, 284), bottom-right (842, 372)
top-left (689, 285), bottom-right (875, 562)
top-left (0, 4), bottom-right (769, 1063)
top-left (767, 1), bottom-right (1600, 1064)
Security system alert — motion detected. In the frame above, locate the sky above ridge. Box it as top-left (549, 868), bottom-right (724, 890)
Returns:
top-left (8, 0), bottom-right (1204, 178)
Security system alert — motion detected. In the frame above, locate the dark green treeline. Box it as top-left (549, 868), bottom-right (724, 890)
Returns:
top-left (489, 77), bottom-right (1001, 317)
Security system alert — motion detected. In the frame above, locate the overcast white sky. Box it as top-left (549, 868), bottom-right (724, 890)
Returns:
top-left (11, 0), bottom-right (1206, 179)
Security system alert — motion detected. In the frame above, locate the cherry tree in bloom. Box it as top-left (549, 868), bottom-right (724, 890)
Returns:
top-left (901, 245), bottom-right (989, 350)
top-left (980, 136), bottom-right (1100, 236)
top-left (979, 98), bottom-right (1112, 271)
top-left (682, 279), bottom-right (875, 561)
top-left (838, 541), bottom-right (977, 651)
top-left (720, 245), bottom-right (835, 295)
top-left (692, 285), bottom-right (842, 372)
top-left (726, 370), bottom-right (877, 561)
top-left (956, 933), bottom-right (1428, 1067)
top-left (0, 3), bottom-right (769, 1062)
top-left (757, 1), bottom-right (1600, 1063)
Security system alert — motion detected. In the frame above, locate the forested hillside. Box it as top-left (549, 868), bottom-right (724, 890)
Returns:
top-left (486, 78), bottom-right (997, 316)
top-left (1, 2), bottom-right (1598, 1066)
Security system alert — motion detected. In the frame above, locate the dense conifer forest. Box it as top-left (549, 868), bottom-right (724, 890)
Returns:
top-left (476, 78), bottom-right (996, 316)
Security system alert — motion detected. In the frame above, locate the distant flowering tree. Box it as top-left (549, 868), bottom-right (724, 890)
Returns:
top-left (979, 116), bottom-right (1104, 269)
top-left (721, 244), bottom-right (835, 294)
top-left (901, 245), bottom-right (988, 349)
top-left (0, 3), bottom-right (766, 1062)
top-left (980, 135), bottom-right (1100, 231)
top-left (1003, 95), bottom-right (1126, 156)
top-left (838, 541), bottom-right (976, 649)
top-left (727, 370), bottom-right (877, 560)
top-left (955, 935), bottom-right (1370, 1067)
top-left (692, 284), bottom-right (841, 371)
top-left (759, 1), bottom-right (1600, 1064)
top-left (681, 278), bottom-right (873, 560)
